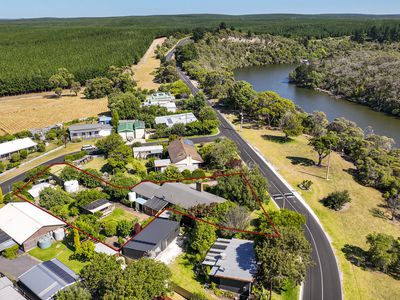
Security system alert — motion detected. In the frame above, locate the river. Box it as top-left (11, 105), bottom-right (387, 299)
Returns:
top-left (234, 64), bottom-right (400, 145)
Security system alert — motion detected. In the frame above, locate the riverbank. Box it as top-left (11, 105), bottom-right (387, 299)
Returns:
top-left (234, 64), bottom-right (400, 144)
top-left (224, 113), bottom-right (400, 300)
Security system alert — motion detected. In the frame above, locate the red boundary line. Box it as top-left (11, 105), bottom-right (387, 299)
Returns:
top-left (13, 162), bottom-right (280, 253)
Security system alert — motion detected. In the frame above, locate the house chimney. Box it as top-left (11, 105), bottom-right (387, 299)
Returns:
top-left (196, 182), bottom-right (204, 192)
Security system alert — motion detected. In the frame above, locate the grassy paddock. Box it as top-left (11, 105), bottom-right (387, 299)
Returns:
top-left (225, 114), bottom-right (400, 300)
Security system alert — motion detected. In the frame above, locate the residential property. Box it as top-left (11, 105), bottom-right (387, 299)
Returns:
top-left (133, 145), bottom-right (163, 159)
top-left (0, 137), bottom-right (37, 161)
top-left (155, 112), bottom-right (197, 127)
top-left (27, 183), bottom-right (53, 199)
top-left (130, 181), bottom-right (226, 215)
top-left (0, 202), bottom-right (66, 251)
top-left (154, 138), bottom-right (203, 172)
top-left (0, 276), bottom-right (26, 300)
top-left (202, 238), bottom-right (257, 294)
top-left (81, 199), bottom-right (114, 216)
top-left (18, 259), bottom-right (79, 300)
top-left (144, 92), bottom-right (177, 112)
top-left (98, 115), bottom-right (112, 125)
top-left (117, 120), bottom-right (146, 142)
top-left (68, 124), bottom-right (112, 141)
top-left (122, 218), bottom-right (179, 260)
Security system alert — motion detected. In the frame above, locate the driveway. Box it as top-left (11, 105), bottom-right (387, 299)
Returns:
top-left (0, 253), bottom-right (39, 280)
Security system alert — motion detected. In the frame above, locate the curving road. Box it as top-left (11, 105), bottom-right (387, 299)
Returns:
top-left (167, 39), bottom-right (342, 300)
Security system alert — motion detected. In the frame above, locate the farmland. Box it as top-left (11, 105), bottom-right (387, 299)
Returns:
top-left (0, 91), bottom-right (108, 134)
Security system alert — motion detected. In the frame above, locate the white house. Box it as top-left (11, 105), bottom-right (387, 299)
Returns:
top-left (68, 124), bottom-right (112, 141)
top-left (154, 138), bottom-right (203, 172)
top-left (144, 92), bottom-right (177, 112)
top-left (155, 113), bottom-right (197, 128)
top-left (133, 145), bottom-right (163, 159)
top-left (0, 137), bottom-right (37, 161)
top-left (117, 120), bottom-right (146, 142)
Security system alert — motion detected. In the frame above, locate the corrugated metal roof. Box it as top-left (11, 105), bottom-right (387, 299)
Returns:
top-left (203, 238), bottom-right (257, 282)
top-left (0, 138), bottom-right (37, 157)
top-left (0, 203), bottom-right (65, 244)
top-left (143, 197), bottom-right (168, 212)
top-left (18, 259), bottom-right (78, 300)
top-left (117, 120), bottom-right (145, 132)
top-left (81, 198), bottom-right (110, 211)
top-left (131, 182), bottom-right (160, 199)
top-left (68, 123), bottom-right (112, 132)
top-left (123, 218), bottom-right (179, 252)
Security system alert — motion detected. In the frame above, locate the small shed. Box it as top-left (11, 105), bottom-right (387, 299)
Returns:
top-left (142, 197), bottom-right (168, 216)
top-left (27, 183), bottom-right (53, 199)
top-left (81, 199), bottom-right (114, 216)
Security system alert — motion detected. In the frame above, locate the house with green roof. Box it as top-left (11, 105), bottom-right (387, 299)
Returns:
top-left (117, 120), bottom-right (146, 142)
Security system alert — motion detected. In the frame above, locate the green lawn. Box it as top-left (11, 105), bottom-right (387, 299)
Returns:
top-left (225, 114), bottom-right (400, 300)
top-left (169, 255), bottom-right (215, 300)
top-left (102, 207), bottom-right (138, 224)
top-left (83, 156), bottom-right (108, 171)
top-left (29, 242), bottom-right (88, 273)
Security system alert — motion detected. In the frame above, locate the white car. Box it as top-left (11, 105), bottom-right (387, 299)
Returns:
top-left (81, 145), bottom-right (97, 151)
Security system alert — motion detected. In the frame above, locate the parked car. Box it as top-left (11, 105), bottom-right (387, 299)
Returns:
top-left (81, 144), bottom-right (97, 151)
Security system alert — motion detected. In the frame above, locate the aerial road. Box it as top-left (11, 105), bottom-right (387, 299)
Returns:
top-left (167, 39), bottom-right (343, 300)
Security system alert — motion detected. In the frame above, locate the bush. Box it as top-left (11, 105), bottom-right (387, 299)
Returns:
top-left (299, 179), bottom-right (313, 190)
top-left (117, 220), bottom-right (132, 237)
top-left (20, 149), bottom-right (28, 159)
top-left (322, 190), bottom-right (351, 210)
top-left (103, 221), bottom-right (118, 237)
top-left (37, 143), bottom-right (46, 152)
top-left (10, 153), bottom-right (21, 163)
top-left (0, 161), bottom-right (5, 173)
top-left (2, 245), bottom-right (19, 259)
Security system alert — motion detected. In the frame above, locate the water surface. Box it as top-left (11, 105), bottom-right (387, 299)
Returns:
top-left (235, 64), bottom-right (400, 144)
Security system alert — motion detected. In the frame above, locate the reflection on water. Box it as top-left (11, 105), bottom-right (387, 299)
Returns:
top-left (235, 64), bottom-right (400, 145)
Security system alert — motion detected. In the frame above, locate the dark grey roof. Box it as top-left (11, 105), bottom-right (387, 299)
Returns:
top-left (0, 229), bottom-right (12, 244)
top-left (131, 182), bottom-right (160, 199)
top-left (68, 123), bottom-right (112, 133)
top-left (0, 229), bottom-right (16, 252)
top-left (155, 182), bottom-right (226, 209)
top-left (143, 197), bottom-right (168, 212)
top-left (18, 258), bottom-right (79, 300)
top-left (202, 238), bottom-right (257, 282)
top-left (123, 218), bottom-right (179, 252)
top-left (81, 198), bottom-right (110, 211)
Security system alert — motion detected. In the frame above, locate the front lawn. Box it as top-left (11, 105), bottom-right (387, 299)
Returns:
top-left (29, 242), bottom-right (88, 273)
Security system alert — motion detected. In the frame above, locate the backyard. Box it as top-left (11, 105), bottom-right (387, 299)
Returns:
top-left (29, 242), bottom-right (88, 273)
top-left (225, 114), bottom-right (400, 300)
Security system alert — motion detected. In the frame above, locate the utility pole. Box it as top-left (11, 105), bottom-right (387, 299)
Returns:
top-left (240, 108), bottom-right (244, 132)
top-left (326, 143), bottom-right (332, 180)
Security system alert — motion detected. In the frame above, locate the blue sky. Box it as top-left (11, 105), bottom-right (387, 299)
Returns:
top-left (2, 0), bottom-right (400, 19)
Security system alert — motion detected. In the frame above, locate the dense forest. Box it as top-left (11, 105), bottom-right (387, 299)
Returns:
top-left (2, 14), bottom-right (400, 96)
top-left (290, 48), bottom-right (400, 116)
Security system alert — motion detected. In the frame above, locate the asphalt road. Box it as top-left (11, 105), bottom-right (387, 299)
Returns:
top-left (0, 134), bottom-right (220, 194)
top-left (168, 40), bottom-right (342, 300)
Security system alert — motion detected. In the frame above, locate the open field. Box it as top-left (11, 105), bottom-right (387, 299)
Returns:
top-left (132, 37), bottom-right (166, 90)
top-left (0, 92), bottom-right (108, 135)
top-left (224, 114), bottom-right (400, 300)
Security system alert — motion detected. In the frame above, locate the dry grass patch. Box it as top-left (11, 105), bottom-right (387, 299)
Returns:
top-left (0, 91), bottom-right (108, 134)
top-left (131, 37), bottom-right (166, 90)
top-left (224, 113), bottom-right (400, 300)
